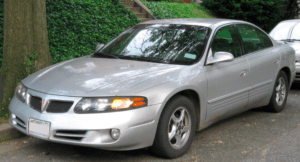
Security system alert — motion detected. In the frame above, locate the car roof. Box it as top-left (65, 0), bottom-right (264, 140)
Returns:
top-left (279, 19), bottom-right (300, 23)
top-left (140, 18), bottom-right (249, 28)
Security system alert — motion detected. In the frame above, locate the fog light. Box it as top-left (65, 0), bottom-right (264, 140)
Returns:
top-left (111, 129), bottom-right (120, 140)
top-left (11, 114), bottom-right (16, 119)
top-left (12, 120), bottom-right (17, 125)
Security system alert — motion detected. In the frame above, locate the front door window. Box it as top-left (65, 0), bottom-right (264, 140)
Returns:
top-left (211, 25), bottom-right (241, 58)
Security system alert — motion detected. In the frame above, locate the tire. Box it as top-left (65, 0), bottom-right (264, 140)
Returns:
top-left (266, 71), bottom-right (289, 112)
top-left (150, 95), bottom-right (196, 159)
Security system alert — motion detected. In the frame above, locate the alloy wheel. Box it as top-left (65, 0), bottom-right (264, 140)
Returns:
top-left (168, 107), bottom-right (192, 149)
top-left (275, 77), bottom-right (286, 106)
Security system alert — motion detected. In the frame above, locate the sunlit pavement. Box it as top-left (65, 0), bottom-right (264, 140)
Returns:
top-left (1, 84), bottom-right (300, 162)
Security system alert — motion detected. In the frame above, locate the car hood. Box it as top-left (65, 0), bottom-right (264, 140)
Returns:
top-left (22, 57), bottom-right (185, 97)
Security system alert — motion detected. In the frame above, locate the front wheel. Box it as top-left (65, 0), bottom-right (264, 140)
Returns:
top-left (266, 71), bottom-right (289, 112)
top-left (150, 95), bottom-right (196, 159)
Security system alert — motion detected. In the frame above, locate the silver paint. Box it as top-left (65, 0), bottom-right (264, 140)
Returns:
top-left (9, 18), bottom-right (295, 151)
top-left (206, 51), bottom-right (235, 65)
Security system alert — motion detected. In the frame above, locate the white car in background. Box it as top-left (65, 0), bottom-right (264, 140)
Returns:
top-left (270, 19), bottom-right (300, 83)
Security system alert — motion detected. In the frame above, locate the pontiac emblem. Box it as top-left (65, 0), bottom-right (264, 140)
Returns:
top-left (42, 100), bottom-right (46, 107)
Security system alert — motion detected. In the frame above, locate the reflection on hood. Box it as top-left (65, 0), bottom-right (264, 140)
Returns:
top-left (22, 57), bottom-right (184, 97)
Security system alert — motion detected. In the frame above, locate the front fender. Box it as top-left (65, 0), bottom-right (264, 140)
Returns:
top-left (132, 72), bottom-right (208, 131)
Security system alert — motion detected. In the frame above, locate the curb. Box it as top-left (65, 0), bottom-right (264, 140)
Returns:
top-left (0, 123), bottom-right (26, 142)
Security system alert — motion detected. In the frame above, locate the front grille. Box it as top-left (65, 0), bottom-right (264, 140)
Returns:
top-left (54, 130), bottom-right (87, 141)
top-left (30, 95), bottom-right (42, 112)
top-left (46, 101), bottom-right (73, 113)
top-left (296, 73), bottom-right (300, 79)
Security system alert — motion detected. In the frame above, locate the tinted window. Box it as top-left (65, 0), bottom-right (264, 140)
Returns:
top-left (100, 24), bottom-right (210, 65)
top-left (256, 29), bottom-right (273, 48)
top-left (236, 24), bottom-right (264, 54)
top-left (211, 25), bottom-right (241, 58)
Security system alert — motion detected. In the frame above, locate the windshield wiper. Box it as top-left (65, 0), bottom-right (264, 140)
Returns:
top-left (280, 39), bottom-right (300, 42)
top-left (119, 55), bottom-right (170, 63)
top-left (93, 52), bottom-right (120, 59)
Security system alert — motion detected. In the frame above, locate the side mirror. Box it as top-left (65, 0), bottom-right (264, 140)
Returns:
top-left (206, 52), bottom-right (234, 65)
top-left (95, 43), bottom-right (105, 53)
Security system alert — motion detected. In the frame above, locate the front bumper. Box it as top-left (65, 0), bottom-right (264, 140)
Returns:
top-left (9, 90), bottom-right (161, 151)
top-left (295, 63), bottom-right (300, 83)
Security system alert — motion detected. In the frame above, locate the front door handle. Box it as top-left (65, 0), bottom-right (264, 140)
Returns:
top-left (240, 71), bottom-right (247, 77)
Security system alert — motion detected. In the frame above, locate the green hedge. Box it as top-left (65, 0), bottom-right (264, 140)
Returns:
top-left (202, 0), bottom-right (285, 32)
top-left (46, 0), bottom-right (141, 64)
top-left (0, 0), bottom-right (141, 67)
top-left (0, 1), bottom-right (3, 68)
top-left (141, 1), bottom-right (213, 19)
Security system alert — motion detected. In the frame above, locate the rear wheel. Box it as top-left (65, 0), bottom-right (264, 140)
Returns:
top-left (266, 71), bottom-right (289, 112)
top-left (150, 95), bottom-right (196, 159)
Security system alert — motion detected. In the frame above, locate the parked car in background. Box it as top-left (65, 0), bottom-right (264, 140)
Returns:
top-left (269, 19), bottom-right (300, 83)
top-left (9, 18), bottom-right (295, 159)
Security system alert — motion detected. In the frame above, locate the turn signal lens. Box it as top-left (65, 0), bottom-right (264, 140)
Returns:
top-left (132, 97), bottom-right (145, 102)
top-left (132, 97), bottom-right (146, 107)
top-left (132, 101), bottom-right (146, 107)
top-left (111, 98), bottom-right (132, 109)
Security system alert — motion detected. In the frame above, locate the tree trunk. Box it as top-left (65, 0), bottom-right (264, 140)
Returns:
top-left (33, 0), bottom-right (52, 71)
top-left (0, 0), bottom-right (52, 117)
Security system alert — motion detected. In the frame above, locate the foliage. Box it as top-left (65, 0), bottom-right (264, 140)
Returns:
top-left (0, 0), bottom-right (141, 69)
top-left (27, 51), bottom-right (38, 76)
top-left (46, 0), bottom-right (141, 64)
top-left (281, 0), bottom-right (300, 19)
top-left (142, 1), bottom-right (214, 19)
top-left (202, 0), bottom-right (286, 32)
top-left (0, 0), bottom-right (3, 68)
top-left (147, 0), bottom-right (183, 2)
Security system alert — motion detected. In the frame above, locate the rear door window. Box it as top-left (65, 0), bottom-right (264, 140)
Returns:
top-left (236, 24), bottom-right (264, 54)
top-left (256, 29), bottom-right (273, 48)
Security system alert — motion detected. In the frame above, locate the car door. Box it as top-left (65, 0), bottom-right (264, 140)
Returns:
top-left (235, 24), bottom-right (280, 109)
top-left (204, 25), bottom-right (250, 123)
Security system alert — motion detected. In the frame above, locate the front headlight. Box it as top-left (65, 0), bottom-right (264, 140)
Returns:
top-left (296, 60), bottom-right (300, 65)
top-left (15, 83), bottom-right (27, 103)
top-left (74, 97), bottom-right (148, 113)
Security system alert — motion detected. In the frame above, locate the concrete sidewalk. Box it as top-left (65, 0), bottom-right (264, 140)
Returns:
top-left (0, 123), bottom-right (25, 142)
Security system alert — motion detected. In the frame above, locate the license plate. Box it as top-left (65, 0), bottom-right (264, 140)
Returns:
top-left (28, 118), bottom-right (50, 139)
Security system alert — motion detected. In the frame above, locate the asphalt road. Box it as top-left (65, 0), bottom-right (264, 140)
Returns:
top-left (1, 84), bottom-right (300, 162)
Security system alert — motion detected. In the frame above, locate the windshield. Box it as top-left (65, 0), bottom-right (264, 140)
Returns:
top-left (290, 23), bottom-right (300, 40)
top-left (269, 21), bottom-right (297, 40)
top-left (99, 24), bottom-right (210, 65)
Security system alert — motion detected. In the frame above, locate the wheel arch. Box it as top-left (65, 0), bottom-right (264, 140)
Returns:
top-left (162, 89), bottom-right (201, 130)
top-left (280, 67), bottom-right (291, 85)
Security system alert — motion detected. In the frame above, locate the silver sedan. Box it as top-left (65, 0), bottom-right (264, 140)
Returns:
top-left (269, 19), bottom-right (300, 83)
top-left (9, 18), bottom-right (295, 159)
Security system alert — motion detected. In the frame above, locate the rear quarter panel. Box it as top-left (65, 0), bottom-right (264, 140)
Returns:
top-left (278, 43), bottom-right (296, 81)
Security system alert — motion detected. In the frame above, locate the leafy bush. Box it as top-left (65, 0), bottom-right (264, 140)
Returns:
top-left (142, 1), bottom-right (176, 19)
top-left (147, 0), bottom-right (183, 2)
top-left (0, 0), bottom-right (140, 66)
top-left (202, 0), bottom-right (285, 32)
top-left (46, 0), bottom-right (141, 64)
top-left (142, 1), bottom-right (214, 19)
top-left (0, 1), bottom-right (3, 68)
